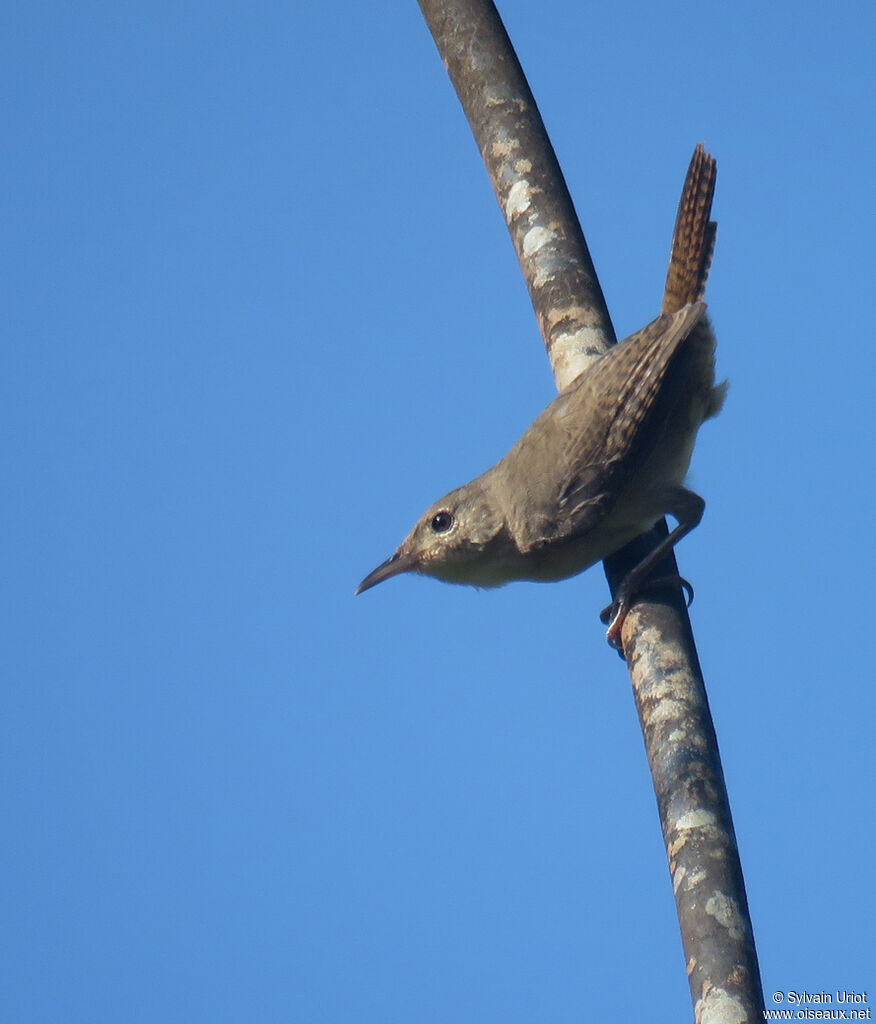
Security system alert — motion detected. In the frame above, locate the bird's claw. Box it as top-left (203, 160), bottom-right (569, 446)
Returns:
top-left (649, 574), bottom-right (694, 607)
top-left (599, 573), bottom-right (695, 659)
top-left (600, 599), bottom-right (630, 657)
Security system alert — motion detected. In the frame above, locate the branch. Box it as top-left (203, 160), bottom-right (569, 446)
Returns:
top-left (417, 1), bottom-right (764, 1020)
top-left (417, 0), bottom-right (614, 390)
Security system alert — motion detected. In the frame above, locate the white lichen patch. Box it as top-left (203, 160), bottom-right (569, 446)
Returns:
top-left (549, 327), bottom-right (607, 389)
top-left (676, 809), bottom-right (718, 831)
top-left (522, 224), bottom-right (554, 257)
top-left (675, 863), bottom-right (708, 892)
top-left (505, 180), bottom-right (532, 218)
top-left (649, 697), bottom-right (688, 728)
top-left (695, 986), bottom-right (747, 1024)
top-left (705, 892), bottom-right (745, 941)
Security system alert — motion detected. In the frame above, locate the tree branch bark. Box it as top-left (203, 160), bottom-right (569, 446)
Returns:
top-left (416, 0), bottom-right (614, 390)
top-left (416, 1), bottom-right (764, 1020)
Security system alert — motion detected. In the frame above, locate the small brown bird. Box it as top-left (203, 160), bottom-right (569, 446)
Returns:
top-left (358, 146), bottom-right (725, 650)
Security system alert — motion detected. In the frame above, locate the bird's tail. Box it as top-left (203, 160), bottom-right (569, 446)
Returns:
top-left (662, 144), bottom-right (717, 314)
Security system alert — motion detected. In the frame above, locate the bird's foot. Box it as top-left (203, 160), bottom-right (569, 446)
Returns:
top-left (600, 598), bottom-right (631, 656)
top-left (599, 574), bottom-right (695, 658)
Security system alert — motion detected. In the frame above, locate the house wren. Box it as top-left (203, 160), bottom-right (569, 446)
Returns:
top-left (357, 146), bottom-right (725, 650)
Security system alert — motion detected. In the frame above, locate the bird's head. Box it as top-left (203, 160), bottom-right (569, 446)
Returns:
top-left (356, 479), bottom-right (511, 593)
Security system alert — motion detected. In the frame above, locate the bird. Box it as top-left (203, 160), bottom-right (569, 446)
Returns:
top-left (357, 145), bottom-right (725, 652)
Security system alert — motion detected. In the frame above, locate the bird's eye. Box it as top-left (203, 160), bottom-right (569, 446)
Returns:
top-left (430, 511), bottom-right (454, 533)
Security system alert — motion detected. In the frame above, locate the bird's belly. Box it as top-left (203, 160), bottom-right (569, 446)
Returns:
top-left (522, 513), bottom-right (661, 583)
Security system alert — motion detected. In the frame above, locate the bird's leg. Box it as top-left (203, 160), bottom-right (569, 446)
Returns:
top-left (601, 487), bottom-right (705, 653)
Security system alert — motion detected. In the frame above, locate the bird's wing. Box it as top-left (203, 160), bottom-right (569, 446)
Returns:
top-left (510, 302), bottom-right (706, 551)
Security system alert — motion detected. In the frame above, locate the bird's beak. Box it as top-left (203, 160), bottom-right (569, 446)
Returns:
top-left (356, 549), bottom-right (420, 595)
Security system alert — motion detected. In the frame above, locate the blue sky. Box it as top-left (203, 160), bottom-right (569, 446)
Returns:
top-left (4, 1), bottom-right (874, 1021)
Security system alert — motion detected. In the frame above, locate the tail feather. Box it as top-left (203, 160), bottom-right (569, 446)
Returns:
top-left (662, 144), bottom-right (717, 314)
